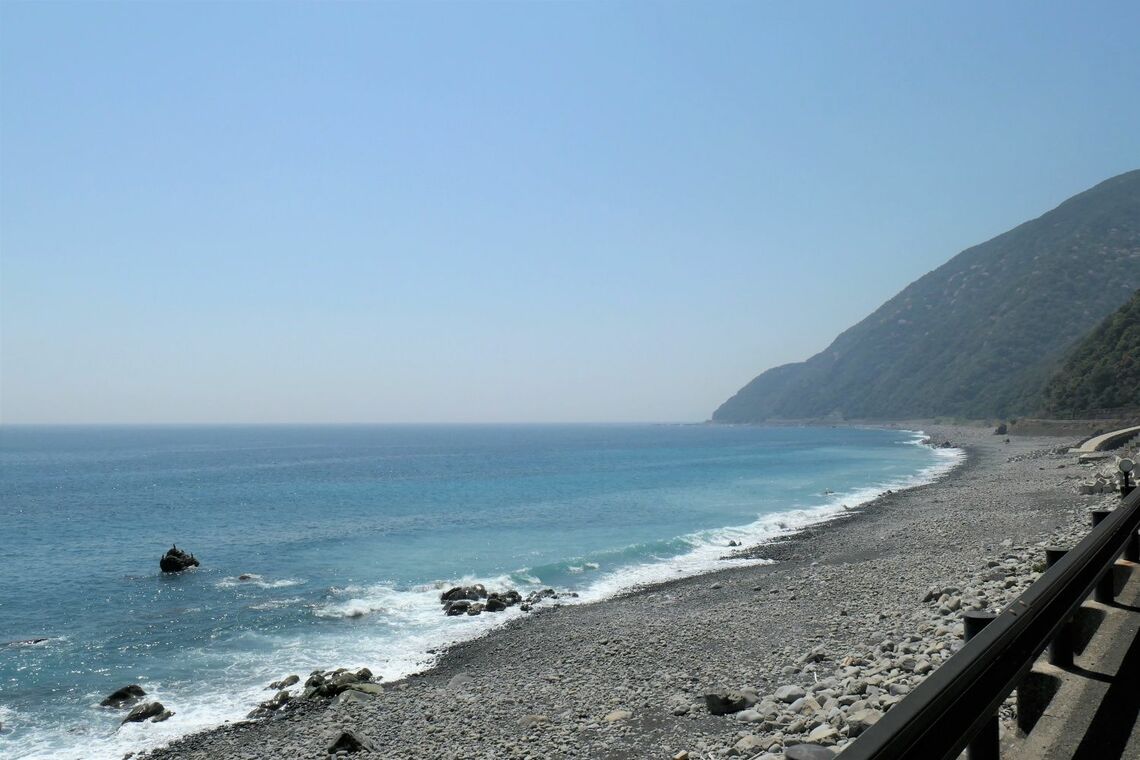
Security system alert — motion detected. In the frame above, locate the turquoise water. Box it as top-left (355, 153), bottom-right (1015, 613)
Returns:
top-left (0, 424), bottom-right (959, 759)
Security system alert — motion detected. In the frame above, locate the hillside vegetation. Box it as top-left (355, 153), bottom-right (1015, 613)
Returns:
top-left (714, 170), bottom-right (1140, 422)
top-left (1042, 288), bottom-right (1140, 413)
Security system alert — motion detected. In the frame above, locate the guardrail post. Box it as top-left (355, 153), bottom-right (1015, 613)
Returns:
top-left (964, 610), bottom-right (1000, 760)
top-left (1090, 510), bottom-right (1116, 603)
top-left (1044, 546), bottom-right (1074, 667)
top-left (1127, 528), bottom-right (1140, 563)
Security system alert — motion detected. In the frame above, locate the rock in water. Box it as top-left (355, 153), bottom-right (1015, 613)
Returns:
top-left (122, 702), bottom-right (165, 724)
top-left (268, 674), bottom-right (299, 690)
top-left (159, 545), bottom-right (199, 573)
top-left (101, 684), bottom-right (146, 708)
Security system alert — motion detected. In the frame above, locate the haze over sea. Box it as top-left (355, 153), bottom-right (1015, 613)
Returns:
top-left (0, 424), bottom-right (959, 759)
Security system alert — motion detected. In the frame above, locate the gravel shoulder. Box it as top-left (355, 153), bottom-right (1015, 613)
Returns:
top-left (140, 425), bottom-right (1110, 760)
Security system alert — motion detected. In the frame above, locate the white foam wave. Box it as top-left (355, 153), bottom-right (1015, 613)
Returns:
top-left (3, 637), bottom-right (62, 648)
top-left (248, 597), bottom-right (302, 611)
top-left (0, 704), bottom-right (17, 733)
top-left (216, 574), bottom-right (303, 590)
top-left (312, 599), bottom-right (386, 619)
top-left (572, 431), bottom-right (964, 604)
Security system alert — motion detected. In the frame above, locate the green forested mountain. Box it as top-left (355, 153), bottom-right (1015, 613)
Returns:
top-left (713, 170), bottom-right (1140, 422)
top-left (1042, 288), bottom-right (1140, 413)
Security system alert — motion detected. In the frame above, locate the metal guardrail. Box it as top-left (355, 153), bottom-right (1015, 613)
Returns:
top-left (839, 485), bottom-right (1140, 760)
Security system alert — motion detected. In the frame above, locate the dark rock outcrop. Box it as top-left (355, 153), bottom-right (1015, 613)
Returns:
top-left (444, 599), bottom-right (472, 616)
top-left (122, 701), bottom-right (166, 724)
top-left (439, 584), bottom-right (487, 603)
top-left (159, 545), bottom-right (199, 573)
top-left (247, 690), bottom-right (291, 719)
top-left (704, 688), bottom-right (758, 715)
top-left (299, 667), bottom-right (377, 701)
top-left (101, 684), bottom-right (146, 708)
top-left (440, 585), bottom-right (533, 616)
top-left (268, 674), bottom-right (299, 690)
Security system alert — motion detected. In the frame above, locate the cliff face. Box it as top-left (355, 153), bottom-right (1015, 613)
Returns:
top-left (1042, 288), bottom-right (1140, 414)
top-left (714, 170), bottom-right (1140, 422)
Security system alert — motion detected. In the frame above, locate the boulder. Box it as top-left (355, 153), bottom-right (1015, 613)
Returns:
top-left (326, 671), bottom-right (364, 694)
top-left (268, 674), bottom-right (299, 690)
top-left (159, 545), bottom-right (199, 573)
top-left (807, 724), bottom-right (840, 744)
top-left (247, 690), bottom-right (292, 718)
top-left (441, 587), bottom-right (523, 615)
top-left (327, 729), bottom-right (373, 753)
top-left (704, 689), bottom-right (758, 715)
top-left (774, 684), bottom-right (807, 703)
top-left (331, 690), bottom-right (374, 707)
top-left (344, 683), bottom-right (384, 696)
top-left (295, 668), bottom-right (378, 700)
top-left (444, 600), bottom-right (472, 616)
top-left (440, 585), bottom-right (488, 603)
top-left (730, 735), bottom-right (766, 756)
top-left (526, 588), bottom-right (558, 604)
top-left (846, 708), bottom-right (883, 737)
top-left (101, 684), bottom-right (146, 708)
top-left (150, 709), bottom-right (174, 723)
top-left (122, 702), bottom-right (166, 724)
top-left (603, 709), bottom-right (632, 722)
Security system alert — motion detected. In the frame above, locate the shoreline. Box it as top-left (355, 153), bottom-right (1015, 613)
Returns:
top-left (4, 425), bottom-right (960, 760)
top-left (420, 435), bottom-right (967, 679)
top-left (132, 424), bottom-right (1106, 759)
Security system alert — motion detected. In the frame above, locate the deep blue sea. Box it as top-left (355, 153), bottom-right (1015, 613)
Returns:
top-left (0, 424), bottom-right (960, 759)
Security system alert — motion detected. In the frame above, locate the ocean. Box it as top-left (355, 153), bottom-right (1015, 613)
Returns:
top-left (0, 424), bottom-right (960, 759)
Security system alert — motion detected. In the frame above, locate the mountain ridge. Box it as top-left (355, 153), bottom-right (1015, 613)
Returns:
top-left (713, 170), bottom-right (1140, 422)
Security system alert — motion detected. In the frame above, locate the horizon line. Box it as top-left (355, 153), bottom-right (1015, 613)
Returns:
top-left (0, 420), bottom-right (711, 428)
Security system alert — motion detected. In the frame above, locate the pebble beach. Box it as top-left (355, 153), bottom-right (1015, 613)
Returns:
top-left (138, 425), bottom-right (1117, 760)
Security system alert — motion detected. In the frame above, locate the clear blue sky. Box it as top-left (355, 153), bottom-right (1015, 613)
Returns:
top-left (1, 1), bottom-right (1137, 424)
